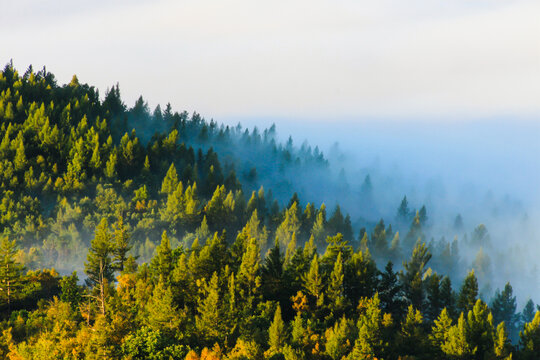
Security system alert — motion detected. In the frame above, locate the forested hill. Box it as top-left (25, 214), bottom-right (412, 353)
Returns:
top-left (0, 62), bottom-right (538, 359)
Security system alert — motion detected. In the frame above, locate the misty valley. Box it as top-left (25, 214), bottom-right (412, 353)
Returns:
top-left (0, 63), bottom-right (539, 360)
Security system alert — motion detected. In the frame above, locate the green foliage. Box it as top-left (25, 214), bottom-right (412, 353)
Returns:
top-left (0, 62), bottom-right (533, 360)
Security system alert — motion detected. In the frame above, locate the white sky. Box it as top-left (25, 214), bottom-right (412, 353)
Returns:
top-left (1, 0), bottom-right (539, 120)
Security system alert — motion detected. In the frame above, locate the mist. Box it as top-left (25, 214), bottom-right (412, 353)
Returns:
top-left (226, 116), bottom-right (540, 306)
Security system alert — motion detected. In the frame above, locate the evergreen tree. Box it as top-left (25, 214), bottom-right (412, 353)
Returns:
top-left (522, 299), bottom-right (535, 324)
top-left (491, 283), bottom-right (517, 335)
top-left (396, 195), bottom-right (410, 225)
top-left (267, 305), bottom-right (286, 356)
top-left (196, 272), bottom-right (225, 345)
top-left (399, 241), bottom-right (431, 311)
top-left (84, 218), bottom-right (114, 315)
top-left (0, 236), bottom-right (24, 310)
top-left (237, 237), bottom-right (261, 311)
top-left (378, 261), bottom-right (406, 321)
top-left (153, 230), bottom-right (173, 281)
top-left (146, 278), bottom-right (182, 334)
top-left (520, 311), bottom-right (540, 360)
top-left (60, 271), bottom-right (82, 311)
top-left (302, 255), bottom-right (324, 308)
top-left (327, 251), bottom-right (346, 317)
top-left (161, 163), bottom-right (179, 195)
top-left (457, 270), bottom-right (479, 315)
top-left (430, 308), bottom-right (453, 355)
top-left (112, 215), bottom-right (131, 272)
top-left (442, 313), bottom-right (476, 359)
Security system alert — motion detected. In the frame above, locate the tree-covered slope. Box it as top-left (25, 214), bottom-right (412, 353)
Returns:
top-left (0, 62), bottom-right (537, 359)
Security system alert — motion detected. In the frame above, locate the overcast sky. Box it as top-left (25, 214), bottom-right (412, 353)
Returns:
top-left (1, 0), bottom-right (539, 121)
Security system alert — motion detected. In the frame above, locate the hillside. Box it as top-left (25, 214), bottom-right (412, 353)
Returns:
top-left (0, 62), bottom-right (537, 359)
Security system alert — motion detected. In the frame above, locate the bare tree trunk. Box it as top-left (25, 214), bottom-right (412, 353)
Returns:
top-left (99, 258), bottom-right (106, 315)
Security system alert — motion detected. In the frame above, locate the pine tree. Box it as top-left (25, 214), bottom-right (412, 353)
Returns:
top-left (327, 251), bottom-right (346, 317)
top-left (303, 255), bottom-right (324, 308)
top-left (267, 305), bottom-right (286, 356)
top-left (399, 241), bottom-right (431, 311)
top-left (0, 236), bottom-right (24, 311)
top-left (350, 293), bottom-right (391, 359)
top-left (275, 201), bottom-right (301, 248)
top-left (440, 276), bottom-right (457, 319)
top-left (442, 313), bottom-right (476, 358)
top-left (237, 237), bottom-right (261, 311)
top-left (457, 270), bottom-right (478, 315)
top-left (112, 215), bottom-right (131, 272)
top-left (426, 273), bottom-right (442, 322)
top-left (84, 218), bottom-right (114, 315)
top-left (325, 316), bottom-right (354, 360)
top-left (13, 133), bottom-right (26, 171)
top-left (378, 261), bottom-right (406, 321)
top-left (146, 278), bottom-right (181, 334)
top-left (493, 322), bottom-right (512, 359)
top-left (60, 271), bottom-right (82, 311)
top-left (153, 230), bottom-right (173, 281)
top-left (371, 219), bottom-right (388, 258)
top-left (397, 305), bottom-right (426, 357)
top-left (196, 272), bottom-right (224, 345)
top-left (311, 205), bottom-right (327, 248)
top-left (396, 195), bottom-right (410, 225)
top-left (161, 163), bottom-right (179, 195)
top-left (491, 282), bottom-right (517, 336)
top-left (522, 299), bottom-right (535, 324)
top-left (105, 152), bottom-right (118, 179)
top-left (430, 308), bottom-right (453, 354)
top-left (520, 311), bottom-right (540, 360)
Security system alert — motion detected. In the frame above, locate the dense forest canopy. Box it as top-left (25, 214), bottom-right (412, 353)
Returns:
top-left (0, 61), bottom-right (538, 359)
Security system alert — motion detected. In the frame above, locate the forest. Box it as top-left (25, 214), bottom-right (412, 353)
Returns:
top-left (0, 61), bottom-right (538, 359)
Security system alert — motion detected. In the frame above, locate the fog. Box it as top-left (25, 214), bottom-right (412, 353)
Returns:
top-left (224, 116), bottom-right (540, 305)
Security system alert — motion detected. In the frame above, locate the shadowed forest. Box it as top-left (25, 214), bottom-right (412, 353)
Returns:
top-left (0, 62), bottom-right (538, 359)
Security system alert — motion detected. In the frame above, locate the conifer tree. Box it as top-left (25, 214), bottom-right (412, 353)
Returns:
top-left (520, 311), bottom-right (540, 359)
top-left (325, 316), bottom-right (354, 360)
top-left (466, 299), bottom-right (495, 359)
top-left (327, 251), bottom-right (346, 317)
top-left (442, 313), bottom-right (476, 358)
top-left (430, 308), bottom-right (453, 354)
top-left (153, 230), bottom-right (173, 281)
top-left (493, 322), bottom-right (512, 359)
top-left (491, 282), bottom-right (517, 335)
top-left (400, 241), bottom-right (431, 311)
top-left (440, 276), bottom-right (456, 319)
top-left (426, 273), bottom-right (442, 322)
top-left (311, 204), bottom-right (327, 248)
top-left (457, 270), bottom-right (479, 315)
top-left (13, 133), bottom-right (26, 171)
top-left (267, 305), bottom-right (286, 356)
top-left (0, 236), bottom-right (24, 311)
top-left (522, 299), bottom-right (535, 324)
top-left (350, 293), bottom-right (390, 359)
top-left (84, 218), bottom-right (114, 315)
top-left (146, 278), bottom-right (181, 334)
top-left (60, 271), bottom-right (82, 311)
top-left (397, 305), bottom-right (426, 357)
top-left (161, 163), bottom-right (179, 195)
top-left (275, 201), bottom-right (301, 248)
top-left (105, 152), bottom-right (118, 179)
top-left (237, 237), bottom-right (261, 311)
top-left (303, 255), bottom-right (323, 308)
top-left (396, 195), bottom-right (410, 225)
top-left (378, 261), bottom-right (406, 321)
top-left (112, 215), bottom-right (131, 272)
top-left (196, 272), bottom-right (224, 345)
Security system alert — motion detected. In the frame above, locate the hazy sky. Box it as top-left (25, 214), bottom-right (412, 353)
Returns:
top-left (2, 0), bottom-right (539, 120)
